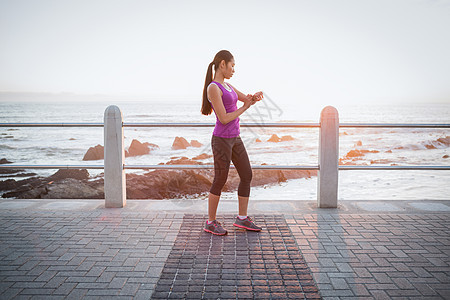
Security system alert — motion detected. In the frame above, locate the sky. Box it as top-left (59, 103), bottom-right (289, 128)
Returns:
top-left (0, 0), bottom-right (449, 109)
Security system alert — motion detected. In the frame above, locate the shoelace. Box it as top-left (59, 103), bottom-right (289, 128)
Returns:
top-left (247, 217), bottom-right (259, 227)
top-left (212, 221), bottom-right (222, 228)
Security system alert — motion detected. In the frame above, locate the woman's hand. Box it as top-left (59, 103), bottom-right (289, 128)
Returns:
top-left (243, 99), bottom-right (253, 109)
top-left (243, 92), bottom-right (262, 109)
top-left (241, 94), bottom-right (252, 108)
top-left (252, 91), bottom-right (263, 102)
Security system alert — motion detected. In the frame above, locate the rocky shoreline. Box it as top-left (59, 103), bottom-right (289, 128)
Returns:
top-left (2, 135), bottom-right (317, 200)
top-left (0, 156), bottom-right (317, 200)
top-left (3, 134), bottom-right (447, 200)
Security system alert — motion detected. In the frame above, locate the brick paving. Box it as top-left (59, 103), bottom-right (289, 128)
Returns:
top-left (286, 213), bottom-right (450, 299)
top-left (151, 214), bottom-right (320, 299)
top-left (0, 208), bottom-right (183, 299)
top-left (0, 199), bottom-right (449, 299)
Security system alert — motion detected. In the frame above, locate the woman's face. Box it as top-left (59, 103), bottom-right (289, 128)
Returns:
top-left (221, 58), bottom-right (235, 79)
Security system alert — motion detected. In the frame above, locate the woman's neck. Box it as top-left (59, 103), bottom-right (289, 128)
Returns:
top-left (213, 73), bottom-right (225, 84)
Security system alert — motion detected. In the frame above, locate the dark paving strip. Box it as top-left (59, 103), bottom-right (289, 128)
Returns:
top-left (151, 214), bottom-right (321, 299)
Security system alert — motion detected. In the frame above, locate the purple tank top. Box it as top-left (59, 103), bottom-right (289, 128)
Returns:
top-left (208, 81), bottom-right (240, 138)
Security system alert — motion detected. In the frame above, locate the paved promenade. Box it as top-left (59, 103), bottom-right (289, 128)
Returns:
top-left (0, 199), bottom-right (449, 299)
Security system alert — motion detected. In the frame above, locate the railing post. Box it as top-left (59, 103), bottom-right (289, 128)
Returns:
top-left (104, 105), bottom-right (126, 208)
top-left (318, 106), bottom-right (339, 208)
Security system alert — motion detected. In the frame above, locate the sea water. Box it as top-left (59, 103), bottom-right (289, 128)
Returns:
top-left (0, 99), bottom-right (449, 200)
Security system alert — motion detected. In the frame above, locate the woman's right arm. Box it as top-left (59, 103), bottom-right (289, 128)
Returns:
top-left (207, 84), bottom-right (253, 125)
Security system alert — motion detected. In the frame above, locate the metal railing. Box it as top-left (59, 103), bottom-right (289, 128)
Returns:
top-left (1, 105), bottom-right (449, 208)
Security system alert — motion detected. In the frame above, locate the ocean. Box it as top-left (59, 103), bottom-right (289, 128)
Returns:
top-left (1, 99), bottom-right (449, 201)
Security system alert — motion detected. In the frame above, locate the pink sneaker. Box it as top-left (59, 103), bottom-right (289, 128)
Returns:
top-left (233, 216), bottom-right (262, 231)
top-left (204, 220), bottom-right (228, 236)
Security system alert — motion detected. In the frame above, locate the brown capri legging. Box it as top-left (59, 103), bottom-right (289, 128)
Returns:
top-left (209, 135), bottom-right (253, 197)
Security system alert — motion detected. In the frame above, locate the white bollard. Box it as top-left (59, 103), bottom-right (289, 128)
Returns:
top-left (104, 105), bottom-right (126, 208)
top-left (317, 106), bottom-right (339, 208)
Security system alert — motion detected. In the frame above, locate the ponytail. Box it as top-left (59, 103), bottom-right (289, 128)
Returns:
top-left (201, 62), bottom-right (214, 115)
top-left (201, 50), bottom-right (234, 115)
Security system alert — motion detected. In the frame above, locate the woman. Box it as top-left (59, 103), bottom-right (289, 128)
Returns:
top-left (201, 50), bottom-right (263, 236)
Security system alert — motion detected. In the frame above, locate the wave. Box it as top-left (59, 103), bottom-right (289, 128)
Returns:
top-left (0, 145), bottom-right (79, 153)
top-left (0, 144), bottom-right (15, 150)
top-left (339, 136), bottom-right (450, 165)
top-left (131, 114), bottom-right (153, 118)
top-left (394, 136), bottom-right (450, 151)
top-left (424, 136), bottom-right (450, 148)
top-left (129, 114), bottom-right (176, 119)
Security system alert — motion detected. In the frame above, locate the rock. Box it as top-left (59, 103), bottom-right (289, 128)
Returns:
top-left (0, 179), bottom-right (20, 192)
top-left (370, 159), bottom-right (394, 164)
top-left (83, 144), bottom-right (104, 161)
top-left (344, 149), bottom-right (365, 158)
top-left (2, 176), bottom-right (46, 198)
top-left (281, 135), bottom-right (294, 141)
top-left (42, 178), bottom-right (103, 199)
top-left (0, 177), bottom-right (42, 192)
top-left (192, 153), bottom-right (213, 160)
top-left (126, 169), bottom-right (213, 199)
top-left (437, 136), bottom-right (450, 146)
top-left (267, 134), bottom-right (281, 142)
top-left (344, 149), bottom-right (379, 159)
top-left (172, 137), bottom-right (190, 150)
top-left (69, 138), bottom-right (76, 140)
top-left (2, 176), bottom-right (104, 199)
top-left (443, 155), bottom-right (449, 158)
top-left (0, 158), bottom-right (25, 175)
top-left (3, 183), bottom-right (48, 199)
top-left (47, 169), bottom-right (90, 182)
top-left (190, 140), bottom-right (203, 148)
top-left (167, 171), bottom-right (211, 195)
top-left (255, 138), bottom-right (262, 143)
top-left (385, 150), bottom-right (392, 153)
top-left (166, 157), bottom-right (203, 165)
top-left (355, 141), bottom-right (362, 146)
top-left (126, 139), bottom-right (159, 157)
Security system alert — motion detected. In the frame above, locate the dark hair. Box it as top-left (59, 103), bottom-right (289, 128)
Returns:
top-left (201, 50), bottom-right (234, 115)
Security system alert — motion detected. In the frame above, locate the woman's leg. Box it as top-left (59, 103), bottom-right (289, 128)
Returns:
top-left (209, 135), bottom-right (233, 220)
top-left (231, 137), bottom-right (253, 215)
top-left (238, 195), bottom-right (249, 216)
top-left (231, 137), bottom-right (262, 231)
top-left (208, 192), bottom-right (221, 222)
